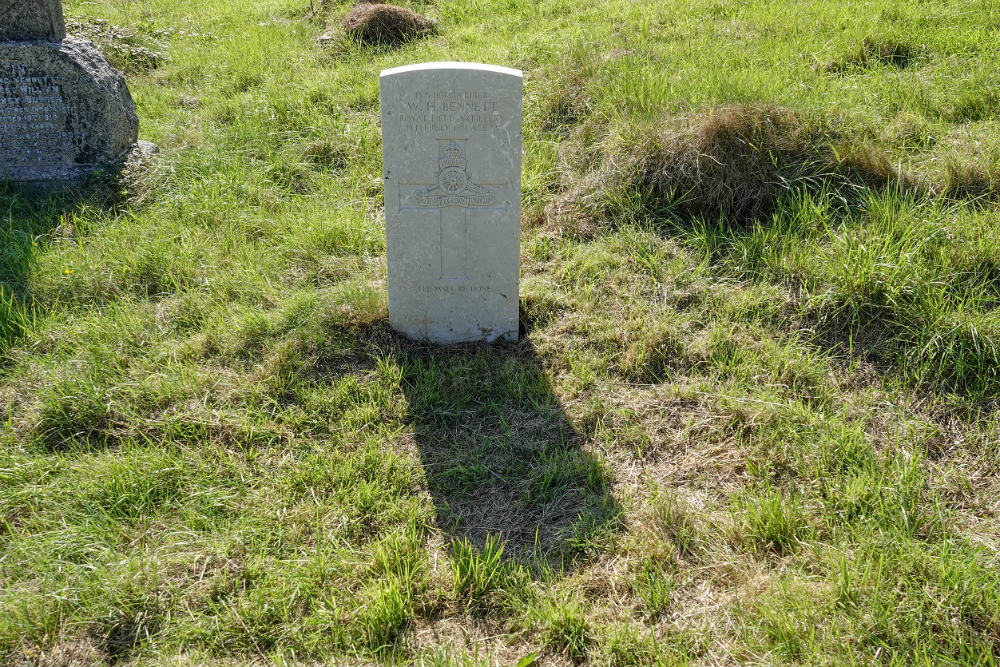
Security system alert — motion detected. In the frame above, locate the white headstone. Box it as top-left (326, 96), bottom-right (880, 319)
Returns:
top-left (380, 62), bottom-right (522, 344)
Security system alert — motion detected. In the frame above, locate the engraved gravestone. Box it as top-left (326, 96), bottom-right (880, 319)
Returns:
top-left (380, 62), bottom-right (522, 344)
top-left (0, 0), bottom-right (144, 185)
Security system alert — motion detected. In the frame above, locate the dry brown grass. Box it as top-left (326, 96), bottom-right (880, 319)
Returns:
top-left (942, 158), bottom-right (999, 200)
top-left (550, 104), bottom-right (935, 230)
top-left (538, 197), bottom-right (601, 240)
top-left (8, 636), bottom-right (105, 667)
top-left (340, 3), bottom-right (434, 46)
top-left (642, 105), bottom-right (823, 223)
top-left (634, 105), bottom-right (912, 224)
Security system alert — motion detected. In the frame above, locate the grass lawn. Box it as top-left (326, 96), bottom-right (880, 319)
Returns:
top-left (2, 0), bottom-right (1000, 664)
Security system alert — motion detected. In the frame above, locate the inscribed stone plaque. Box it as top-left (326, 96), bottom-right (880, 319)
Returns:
top-left (0, 0), bottom-right (66, 41)
top-left (0, 37), bottom-right (138, 182)
top-left (380, 62), bottom-right (522, 344)
top-left (0, 0), bottom-right (142, 185)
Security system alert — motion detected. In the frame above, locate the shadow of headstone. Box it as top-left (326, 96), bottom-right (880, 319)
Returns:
top-left (333, 322), bottom-right (621, 565)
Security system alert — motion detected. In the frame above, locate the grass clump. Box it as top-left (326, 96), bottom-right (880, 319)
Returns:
top-left (0, 287), bottom-right (33, 356)
top-left (734, 487), bottom-right (809, 557)
top-left (649, 489), bottom-right (699, 559)
top-left (537, 596), bottom-right (592, 664)
top-left (450, 534), bottom-right (514, 609)
top-left (825, 36), bottom-right (918, 73)
top-left (339, 4), bottom-right (434, 46)
top-left (356, 576), bottom-right (416, 652)
top-left (568, 104), bottom-right (910, 229)
top-left (33, 374), bottom-right (118, 451)
top-left (596, 624), bottom-right (677, 667)
top-left (630, 565), bottom-right (674, 618)
top-left (301, 139), bottom-right (350, 171)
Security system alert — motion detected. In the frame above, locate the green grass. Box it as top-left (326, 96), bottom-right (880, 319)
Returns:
top-left (2, 0), bottom-right (1000, 664)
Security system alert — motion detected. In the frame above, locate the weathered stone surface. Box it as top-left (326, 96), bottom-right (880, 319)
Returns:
top-left (0, 36), bottom-right (139, 182)
top-left (0, 0), bottom-right (66, 41)
top-left (381, 62), bottom-right (523, 344)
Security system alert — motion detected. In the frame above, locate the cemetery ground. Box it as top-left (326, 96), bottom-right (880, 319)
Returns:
top-left (3, 0), bottom-right (1000, 664)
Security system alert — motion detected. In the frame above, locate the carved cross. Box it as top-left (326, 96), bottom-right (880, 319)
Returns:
top-left (399, 139), bottom-right (511, 280)
top-left (0, 0), bottom-right (66, 42)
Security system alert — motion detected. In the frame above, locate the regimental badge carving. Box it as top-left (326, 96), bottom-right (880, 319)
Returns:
top-left (400, 139), bottom-right (511, 280)
top-left (408, 140), bottom-right (497, 208)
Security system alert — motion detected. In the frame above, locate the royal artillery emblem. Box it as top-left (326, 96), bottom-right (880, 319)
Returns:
top-left (400, 139), bottom-right (511, 280)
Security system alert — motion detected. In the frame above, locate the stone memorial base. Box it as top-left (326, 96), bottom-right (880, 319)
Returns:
top-left (0, 36), bottom-right (141, 184)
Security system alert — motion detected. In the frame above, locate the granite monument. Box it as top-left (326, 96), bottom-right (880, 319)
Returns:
top-left (0, 0), bottom-right (144, 185)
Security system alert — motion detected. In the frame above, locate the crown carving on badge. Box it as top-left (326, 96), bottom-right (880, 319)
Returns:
top-left (438, 141), bottom-right (468, 171)
top-left (441, 142), bottom-right (464, 160)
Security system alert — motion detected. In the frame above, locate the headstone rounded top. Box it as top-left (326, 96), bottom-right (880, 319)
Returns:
top-left (380, 61), bottom-right (522, 79)
top-left (0, 0), bottom-right (66, 42)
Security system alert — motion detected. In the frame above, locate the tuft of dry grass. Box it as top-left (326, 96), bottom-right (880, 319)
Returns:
top-left (302, 139), bottom-right (349, 171)
top-left (339, 3), bottom-right (434, 46)
top-left (639, 104), bottom-right (829, 224)
top-left (569, 104), bottom-right (913, 227)
top-left (550, 104), bottom-right (998, 237)
top-left (941, 158), bottom-right (999, 201)
top-left (9, 636), bottom-right (105, 667)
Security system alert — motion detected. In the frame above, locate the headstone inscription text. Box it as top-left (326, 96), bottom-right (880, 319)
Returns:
top-left (0, 63), bottom-right (77, 171)
top-left (381, 63), bottom-right (523, 344)
top-left (0, 0), bottom-right (69, 169)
